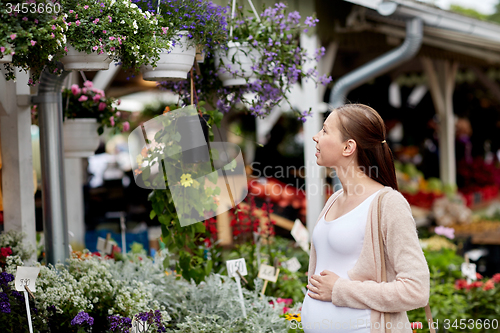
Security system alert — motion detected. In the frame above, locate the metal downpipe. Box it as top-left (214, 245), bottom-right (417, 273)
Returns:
top-left (32, 65), bottom-right (70, 265)
top-left (329, 17), bottom-right (423, 108)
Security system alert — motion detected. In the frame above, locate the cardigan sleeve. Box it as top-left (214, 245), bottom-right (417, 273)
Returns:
top-left (330, 190), bottom-right (430, 313)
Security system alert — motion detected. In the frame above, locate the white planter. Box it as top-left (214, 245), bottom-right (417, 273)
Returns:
top-left (63, 118), bottom-right (101, 158)
top-left (215, 42), bottom-right (260, 86)
top-left (0, 44), bottom-right (13, 64)
top-left (61, 44), bottom-right (112, 71)
top-left (141, 31), bottom-right (196, 81)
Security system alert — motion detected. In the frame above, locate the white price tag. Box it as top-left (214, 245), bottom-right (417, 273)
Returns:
top-left (96, 237), bottom-right (115, 254)
top-left (226, 258), bottom-right (247, 278)
top-left (258, 264), bottom-right (280, 283)
top-left (282, 257), bottom-right (301, 273)
top-left (461, 263), bottom-right (477, 281)
top-left (291, 219), bottom-right (309, 253)
top-left (15, 267), bottom-right (40, 293)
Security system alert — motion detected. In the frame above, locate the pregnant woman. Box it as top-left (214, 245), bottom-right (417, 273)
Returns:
top-left (300, 104), bottom-right (430, 333)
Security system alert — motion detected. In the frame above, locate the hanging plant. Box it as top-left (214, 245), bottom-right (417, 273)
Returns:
top-left (0, 0), bottom-right (67, 85)
top-left (61, 0), bottom-right (168, 73)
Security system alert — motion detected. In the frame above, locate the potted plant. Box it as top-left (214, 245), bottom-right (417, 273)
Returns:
top-left (0, 0), bottom-right (66, 85)
top-left (60, 80), bottom-right (128, 157)
top-left (214, 2), bottom-right (332, 119)
top-left (134, 0), bottom-right (228, 80)
top-left (61, 0), bottom-right (167, 72)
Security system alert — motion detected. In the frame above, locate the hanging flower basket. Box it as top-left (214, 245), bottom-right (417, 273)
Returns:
top-left (60, 45), bottom-right (113, 71)
top-left (63, 118), bottom-right (101, 158)
top-left (215, 41), bottom-right (260, 87)
top-left (141, 31), bottom-right (196, 81)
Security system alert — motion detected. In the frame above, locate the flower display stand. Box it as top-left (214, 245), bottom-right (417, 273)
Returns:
top-left (0, 53), bottom-right (12, 64)
top-left (61, 45), bottom-right (112, 71)
top-left (63, 118), bottom-right (100, 157)
top-left (141, 32), bottom-right (196, 81)
top-left (215, 41), bottom-right (260, 86)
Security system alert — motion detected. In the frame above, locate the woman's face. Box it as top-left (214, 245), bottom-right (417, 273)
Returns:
top-left (312, 112), bottom-right (346, 167)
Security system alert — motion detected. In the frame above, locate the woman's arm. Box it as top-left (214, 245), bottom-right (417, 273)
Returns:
top-left (330, 190), bottom-right (430, 313)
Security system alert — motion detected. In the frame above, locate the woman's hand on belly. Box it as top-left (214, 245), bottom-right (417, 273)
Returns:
top-left (307, 270), bottom-right (340, 302)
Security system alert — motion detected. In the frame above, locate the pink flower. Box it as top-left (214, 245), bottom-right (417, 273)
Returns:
top-left (84, 5), bottom-right (89, 9)
top-left (98, 102), bottom-right (107, 111)
top-left (71, 84), bottom-right (81, 96)
top-left (93, 18), bottom-right (99, 24)
top-left (34, 19), bottom-right (38, 24)
top-left (75, 20), bottom-right (80, 26)
top-left (22, 17), bottom-right (28, 21)
top-left (115, 111), bottom-right (121, 117)
top-left (10, 34), bottom-right (16, 40)
top-left (52, 25), bottom-right (56, 30)
top-left (64, 46), bottom-right (69, 52)
top-left (116, 99), bottom-right (121, 106)
top-left (108, 15), bottom-right (112, 22)
top-left (82, 88), bottom-right (87, 94)
top-left (162, 27), bottom-right (168, 34)
top-left (434, 226), bottom-right (455, 240)
top-left (110, 46), bottom-right (115, 51)
top-left (123, 121), bottom-right (130, 132)
top-left (109, 116), bottom-right (115, 126)
top-left (93, 94), bottom-right (102, 102)
top-left (92, 46), bottom-right (98, 51)
top-left (78, 95), bottom-right (88, 102)
top-left (75, 14), bottom-right (78, 19)
top-left (83, 81), bottom-right (93, 88)
top-left (51, 33), bottom-right (55, 38)
top-left (67, 22), bottom-right (72, 26)
top-left (69, 9), bottom-right (74, 13)
top-left (118, 38), bottom-right (122, 45)
top-left (103, 30), bottom-right (107, 34)
top-left (30, 40), bottom-right (37, 46)
top-left (109, 36), bottom-right (115, 41)
top-left (0, 47), bottom-right (5, 53)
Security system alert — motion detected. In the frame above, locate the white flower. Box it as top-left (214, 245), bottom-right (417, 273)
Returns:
top-left (130, 3), bottom-right (137, 8)
top-left (48, 54), bottom-right (53, 61)
top-left (134, 30), bottom-right (137, 34)
top-left (120, 20), bottom-right (125, 24)
top-left (133, 20), bottom-right (138, 29)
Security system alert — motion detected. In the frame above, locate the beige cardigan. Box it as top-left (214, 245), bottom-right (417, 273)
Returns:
top-left (307, 186), bottom-right (430, 333)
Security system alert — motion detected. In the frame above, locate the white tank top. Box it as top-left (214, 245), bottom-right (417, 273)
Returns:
top-left (300, 190), bottom-right (380, 333)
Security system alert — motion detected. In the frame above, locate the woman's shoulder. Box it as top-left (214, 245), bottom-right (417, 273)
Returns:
top-left (378, 187), bottom-right (411, 212)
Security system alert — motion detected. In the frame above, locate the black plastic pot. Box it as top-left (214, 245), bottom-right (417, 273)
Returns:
top-left (177, 114), bottom-right (210, 164)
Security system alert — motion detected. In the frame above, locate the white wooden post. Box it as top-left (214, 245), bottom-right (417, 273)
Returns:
top-left (0, 69), bottom-right (37, 262)
top-left (421, 57), bottom-right (458, 190)
top-left (64, 158), bottom-right (86, 248)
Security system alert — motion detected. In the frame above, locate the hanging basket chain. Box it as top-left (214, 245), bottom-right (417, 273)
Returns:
top-left (229, 0), bottom-right (261, 38)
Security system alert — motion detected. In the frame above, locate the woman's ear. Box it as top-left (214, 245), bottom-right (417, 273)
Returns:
top-left (342, 139), bottom-right (356, 157)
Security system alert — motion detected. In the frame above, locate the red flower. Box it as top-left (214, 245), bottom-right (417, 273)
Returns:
top-left (483, 279), bottom-right (495, 291)
top-left (0, 247), bottom-right (12, 258)
top-left (492, 273), bottom-right (500, 283)
top-left (468, 281), bottom-right (483, 289)
top-left (455, 279), bottom-right (468, 290)
top-left (476, 272), bottom-right (483, 280)
top-left (411, 322), bottom-right (423, 329)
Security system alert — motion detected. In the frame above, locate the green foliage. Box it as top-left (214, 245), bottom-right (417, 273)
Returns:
top-left (1, 0), bottom-right (66, 84)
top-left (143, 104), bottom-right (225, 284)
top-left (423, 248), bottom-right (464, 279)
top-left (449, 4), bottom-right (489, 21)
top-left (62, 0), bottom-right (168, 72)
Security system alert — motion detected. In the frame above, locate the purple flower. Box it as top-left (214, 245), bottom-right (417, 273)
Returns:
top-left (71, 311), bottom-right (94, 326)
top-left (304, 16), bottom-right (319, 27)
top-left (318, 74), bottom-right (332, 86)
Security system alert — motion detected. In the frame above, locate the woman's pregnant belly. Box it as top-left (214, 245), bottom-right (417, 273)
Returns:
top-left (300, 294), bottom-right (371, 333)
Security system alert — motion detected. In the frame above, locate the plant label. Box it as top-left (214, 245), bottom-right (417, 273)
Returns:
top-left (15, 266), bottom-right (40, 293)
top-left (258, 264), bottom-right (280, 283)
top-left (226, 258), bottom-right (247, 278)
top-left (131, 316), bottom-right (150, 333)
top-left (461, 262), bottom-right (477, 281)
top-left (291, 219), bottom-right (309, 253)
top-left (282, 257), bottom-right (301, 273)
top-left (96, 237), bottom-right (114, 254)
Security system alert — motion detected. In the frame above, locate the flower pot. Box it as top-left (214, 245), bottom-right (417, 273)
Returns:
top-left (215, 41), bottom-right (260, 86)
top-left (196, 44), bottom-right (205, 63)
top-left (141, 31), bottom-right (196, 81)
top-left (63, 118), bottom-right (101, 158)
top-left (177, 114), bottom-right (210, 164)
top-left (61, 44), bottom-right (112, 71)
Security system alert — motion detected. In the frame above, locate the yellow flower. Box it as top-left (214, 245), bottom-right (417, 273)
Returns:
top-left (136, 154), bottom-right (144, 166)
top-left (180, 173), bottom-right (193, 187)
top-left (285, 313), bottom-right (301, 322)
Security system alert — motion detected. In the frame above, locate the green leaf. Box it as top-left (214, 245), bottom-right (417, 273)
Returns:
top-left (207, 171), bottom-right (218, 184)
top-left (163, 256), bottom-right (170, 269)
top-left (149, 210), bottom-right (156, 220)
top-left (141, 167), bottom-right (151, 181)
top-left (173, 132), bottom-right (181, 142)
